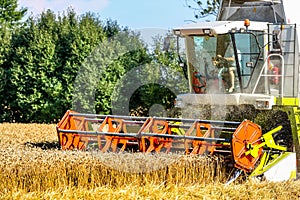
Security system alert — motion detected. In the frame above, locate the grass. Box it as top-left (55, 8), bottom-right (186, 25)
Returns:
top-left (0, 123), bottom-right (300, 199)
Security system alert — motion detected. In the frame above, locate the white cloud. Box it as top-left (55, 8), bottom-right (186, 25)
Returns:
top-left (18, 0), bottom-right (110, 16)
top-left (283, 0), bottom-right (300, 25)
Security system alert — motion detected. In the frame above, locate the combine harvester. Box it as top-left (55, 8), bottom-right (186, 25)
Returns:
top-left (57, 0), bottom-right (300, 183)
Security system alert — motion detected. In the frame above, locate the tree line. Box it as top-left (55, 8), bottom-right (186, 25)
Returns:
top-left (0, 0), bottom-right (217, 123)
top-left (0, 1), bottom-right (189, 123)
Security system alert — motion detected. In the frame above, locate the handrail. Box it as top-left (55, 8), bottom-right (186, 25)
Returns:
top-left (251, 53), bottom-right (284, 99)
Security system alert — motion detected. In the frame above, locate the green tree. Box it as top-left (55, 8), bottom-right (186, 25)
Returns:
top-left (8, 12), bottom-right (60, 122)
top-left (0, 0), bottom-right (27, 121)
top-left (0, 0), bottom-right (27, 26)
top-left (0, 23), bottom-right (11, 121)
top-left (185, 0), bottom-right (220, 20)
top-left (126, 34), bottom-right (189, 117)
top-left (0, 4), bottom-right (191, 122)
top-left (3, 8), bottom-right (149, 122)
top-left (73, 29), bottom-right (150, 115)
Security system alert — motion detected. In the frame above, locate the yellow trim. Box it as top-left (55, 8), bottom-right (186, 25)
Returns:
top-left (290, 170), bottom-right (297, 179)
top-left (250, 152), bottom-right (268, 177)
top-left (262, 126), bottom-right (287, 151)
top-left (250, 152), bottom-right (291, 177)
top-left (276, 97), bottom-right (299, 106)
top-left (245, 126), bottom-right (286, 158)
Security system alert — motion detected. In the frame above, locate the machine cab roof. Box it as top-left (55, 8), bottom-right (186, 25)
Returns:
top-left (173, 20), bottom-right (268, 36)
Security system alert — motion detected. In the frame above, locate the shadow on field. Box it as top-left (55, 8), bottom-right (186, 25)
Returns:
top-left (25, 141), bottom-right (61, 150)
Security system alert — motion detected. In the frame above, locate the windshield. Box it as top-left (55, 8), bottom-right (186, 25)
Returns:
top-left (186, 32), bottom-right (262, 94)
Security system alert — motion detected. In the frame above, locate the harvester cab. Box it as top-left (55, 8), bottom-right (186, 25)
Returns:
top-left (56, 0), bottom-right (300, 183)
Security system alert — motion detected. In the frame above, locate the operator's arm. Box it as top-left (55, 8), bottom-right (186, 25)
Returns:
top-left (228, 67), bottom-right (235, 93)
top-left (224, 56), bottom-right (235, 62)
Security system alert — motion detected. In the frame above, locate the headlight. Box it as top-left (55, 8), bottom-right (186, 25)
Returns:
top-left (255, 100), bottom-right (270, 109)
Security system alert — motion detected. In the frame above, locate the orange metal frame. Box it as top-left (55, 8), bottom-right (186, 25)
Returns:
top-left (57, 110), bottom-right (263, 173)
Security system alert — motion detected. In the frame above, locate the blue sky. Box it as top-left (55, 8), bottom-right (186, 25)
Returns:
top-left (100, 0), bottom-right (197, 29)
top-left (17, 0), bottom-right (300, 29)
top-left (18, 0), bottom-right (198, 30)
top-left (18, 0), bottom-right (300, 47)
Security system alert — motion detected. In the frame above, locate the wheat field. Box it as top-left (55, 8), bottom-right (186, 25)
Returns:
top-left (0, 123), bottom-right (300, 200)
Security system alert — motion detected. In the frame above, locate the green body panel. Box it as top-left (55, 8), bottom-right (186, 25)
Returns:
top-left (250, 152), bottom-right (296, 178)
top-left (273, 97), bottom-right (300, 171)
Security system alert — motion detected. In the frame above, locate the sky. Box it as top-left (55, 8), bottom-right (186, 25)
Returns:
top-left (17, 0), bottom-right (202, 48)
top-left (18, 0), bottom-right (197, 30)
top-left (17, 0), bottom-right (300, 28)
top-left (17, 0), bottom-right (300, 47)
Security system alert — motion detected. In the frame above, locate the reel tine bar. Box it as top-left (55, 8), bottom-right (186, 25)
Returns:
top-left (57, 110), bottom-right (239, 154)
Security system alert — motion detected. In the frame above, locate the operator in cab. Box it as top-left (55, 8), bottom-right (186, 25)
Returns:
top-left (212, 45), bottom-right (236, 93)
